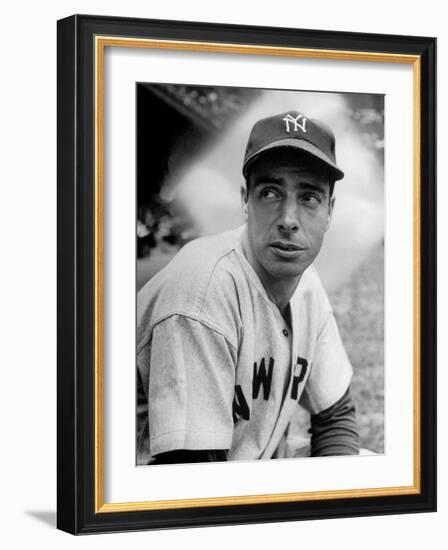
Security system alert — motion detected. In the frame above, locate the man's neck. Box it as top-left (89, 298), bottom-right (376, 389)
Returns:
top-left (259, 273), bottom-right (299, 314)
top-left (241, 230), bottom-right (301, 314)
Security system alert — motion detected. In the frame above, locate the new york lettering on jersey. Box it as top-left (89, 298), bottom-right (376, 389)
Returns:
top-left (226, 261), bottom-right (318, 460)
top-left (136, 227), bottom-right (351, 463)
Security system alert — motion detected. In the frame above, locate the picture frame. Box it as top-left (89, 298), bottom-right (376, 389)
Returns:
top-left (57, 14), bottom-right (436, 535)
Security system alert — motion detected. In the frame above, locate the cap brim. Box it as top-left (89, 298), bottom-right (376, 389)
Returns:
top-left (243, 138), bottom-right (344, 181)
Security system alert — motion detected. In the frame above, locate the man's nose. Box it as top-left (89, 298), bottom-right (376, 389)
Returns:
top-left (278, 199), bottom-right (300, 233)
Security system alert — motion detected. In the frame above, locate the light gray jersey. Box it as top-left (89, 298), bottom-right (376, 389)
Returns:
top-left (136, 226), bottom-right (352, 464)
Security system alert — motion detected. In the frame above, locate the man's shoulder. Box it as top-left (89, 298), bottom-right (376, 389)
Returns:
top-left (137, 228), bottom-right (245, 341)
top-left (301, 265), bottom-right (328, 295)
top-left (175, 227), bottom-right (241, 267)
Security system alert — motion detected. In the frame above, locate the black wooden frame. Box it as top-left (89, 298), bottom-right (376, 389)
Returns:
top-left (57, 14), bottom-right (436, 535)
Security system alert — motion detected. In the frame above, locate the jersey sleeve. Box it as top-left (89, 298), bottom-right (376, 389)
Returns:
top-left (300, 313), bottom-right (353, 415)
top-left (140, 314), bottom-right (237, 457)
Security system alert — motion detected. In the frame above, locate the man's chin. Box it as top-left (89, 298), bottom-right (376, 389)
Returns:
top-left (266, 261), bottom-right (308, 281)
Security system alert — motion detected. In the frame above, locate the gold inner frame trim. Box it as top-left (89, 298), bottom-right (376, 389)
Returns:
top-left (94, 35), bottom-right (421, 514)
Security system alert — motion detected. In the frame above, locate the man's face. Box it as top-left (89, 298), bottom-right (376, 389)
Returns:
top-left (242, 148), bottom-right (335, 283)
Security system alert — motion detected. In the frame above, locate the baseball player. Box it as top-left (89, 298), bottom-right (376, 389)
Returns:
top-left (136, 110), bottom-right (359, 465)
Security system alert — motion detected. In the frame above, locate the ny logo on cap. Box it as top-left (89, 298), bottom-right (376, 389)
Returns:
top-left (283, 113), bottom-right (308, 133)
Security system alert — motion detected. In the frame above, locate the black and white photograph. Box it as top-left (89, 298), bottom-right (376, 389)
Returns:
top-left (53, 12), bottom-right (435, 536)
top-left (135, 83), bottom-right (385, 467)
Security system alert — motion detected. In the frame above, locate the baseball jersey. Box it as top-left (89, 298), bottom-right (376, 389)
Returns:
top-left (136, 225), bottom-right (353, 465)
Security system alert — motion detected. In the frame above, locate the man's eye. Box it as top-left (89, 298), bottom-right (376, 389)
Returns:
top-left (301, 194), bottom-right (321, 207)
top-left (260, 188), bottom-right (278, 199)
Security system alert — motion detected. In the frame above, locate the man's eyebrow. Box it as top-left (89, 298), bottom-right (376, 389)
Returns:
top-left (251, 176), bottom-right (283, 187)
top-left (251, 176), bottom-right (329, 195)
top-left (300, 181), bottom-right (328, 195)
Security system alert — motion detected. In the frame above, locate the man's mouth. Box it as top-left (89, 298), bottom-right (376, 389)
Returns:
top-left (269, 241), bottom-right (304, 251)
top-left (269, 241), bottom-right (306, 258)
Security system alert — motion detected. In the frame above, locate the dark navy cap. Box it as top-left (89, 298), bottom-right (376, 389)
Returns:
top-left (243, 110), bottom-right (344, 180)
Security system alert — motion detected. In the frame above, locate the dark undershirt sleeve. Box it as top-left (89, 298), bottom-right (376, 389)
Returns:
top-left (152, 449), bottom-right (228, 465)
top-left (309, 387), bottom-right (360, 457)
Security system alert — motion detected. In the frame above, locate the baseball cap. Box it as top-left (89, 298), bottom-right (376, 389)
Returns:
top-left (243, 110), bottom-right (344, 181)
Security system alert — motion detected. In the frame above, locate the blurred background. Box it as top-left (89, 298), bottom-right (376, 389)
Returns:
top-left (136, 83), bottom-right (384, 454)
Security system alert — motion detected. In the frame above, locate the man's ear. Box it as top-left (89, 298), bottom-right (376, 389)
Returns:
top-left (241, 182), bottom-right (249, 221)
top-left (325, 196), bottom-right (335, 232)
